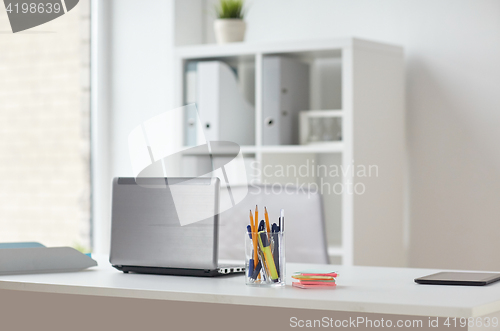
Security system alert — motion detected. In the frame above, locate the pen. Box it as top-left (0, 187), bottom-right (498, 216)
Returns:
top-left (251, 261), bottom-right (263, 280)
top-left (247, 225), bottom-right (254, 278)
top-left (279, 209), bottom-right (285, 232)
top-left (272, 223), bottom-right (280, 279)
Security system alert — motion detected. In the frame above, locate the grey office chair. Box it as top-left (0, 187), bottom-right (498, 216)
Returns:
top-left (218, 184), bottom-right (329, 264)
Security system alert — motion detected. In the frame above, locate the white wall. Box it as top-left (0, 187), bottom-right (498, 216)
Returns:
top-left (217, 0), bottom-right (499, 270)
top-left (92, 0), bottom-right (175, 254)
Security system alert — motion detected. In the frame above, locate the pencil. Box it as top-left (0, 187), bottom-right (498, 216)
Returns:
top-left (255, 205), bottom-right (258, 229)
top-left (249, 210), bottom-right (258, 268)
top-left (264, 206), bottom-right (271, 234)
top-left (254, 206), bottom-right (261, 280)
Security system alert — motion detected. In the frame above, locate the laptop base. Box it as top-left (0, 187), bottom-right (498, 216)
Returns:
top-left (112, 265), bottom-right (244, 277)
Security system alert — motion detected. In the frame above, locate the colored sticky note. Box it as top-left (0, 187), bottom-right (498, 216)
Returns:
top-left (292, 282), bottom-right (336, 289)
top-left (292, 275), bottom-right (335, 280)
top-left (294, 269), bottom-right (338, 277)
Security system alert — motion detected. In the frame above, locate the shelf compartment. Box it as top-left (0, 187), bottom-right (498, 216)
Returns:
top-left (300, 110), bottom-right (343, 145)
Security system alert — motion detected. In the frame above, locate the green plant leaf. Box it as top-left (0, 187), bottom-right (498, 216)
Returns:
top-left (215, 0), bottom-right (246, 19)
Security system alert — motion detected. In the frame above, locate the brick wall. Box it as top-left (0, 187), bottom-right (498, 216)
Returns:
top-left (0, 1), bottom-right (90, 249)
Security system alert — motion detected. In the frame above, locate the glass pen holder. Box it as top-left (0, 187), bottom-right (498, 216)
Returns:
top-left (245, 230), bottom-right (285, 286)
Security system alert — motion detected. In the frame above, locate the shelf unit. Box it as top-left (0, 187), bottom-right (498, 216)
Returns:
top-left (174, 38), bottom-right (405, 267)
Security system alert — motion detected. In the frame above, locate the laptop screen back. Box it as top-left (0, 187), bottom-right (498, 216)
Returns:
top-left (110, 177), bottom-right (220, 269)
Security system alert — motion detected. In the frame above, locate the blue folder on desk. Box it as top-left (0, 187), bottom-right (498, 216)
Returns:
top-left (0, 242), bottom-right (45, 249)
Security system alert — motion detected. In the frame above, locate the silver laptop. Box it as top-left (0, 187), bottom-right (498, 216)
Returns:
top-left (110, 177), bottom-right (244, 276)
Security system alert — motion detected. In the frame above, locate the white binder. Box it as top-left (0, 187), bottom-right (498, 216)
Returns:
top-left (262, 57), bottom-right (310, 145)
top-left (184, 62), bottom-right (199, 146)
top-left (196, 61), bottom-right (255, 146)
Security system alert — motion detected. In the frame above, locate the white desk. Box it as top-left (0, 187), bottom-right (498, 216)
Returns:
top-left (1, 256), bottom-right (500, 320)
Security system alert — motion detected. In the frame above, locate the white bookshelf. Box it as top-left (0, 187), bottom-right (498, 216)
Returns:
top-left (174, 38), bottom-right (406, 267)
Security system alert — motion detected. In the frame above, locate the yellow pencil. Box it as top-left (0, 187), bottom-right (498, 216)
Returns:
top-left (264, 206), bottom-right (271, 234)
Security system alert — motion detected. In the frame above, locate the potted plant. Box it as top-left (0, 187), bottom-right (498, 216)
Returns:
top-left (214, 0), bottom-right (247, 44)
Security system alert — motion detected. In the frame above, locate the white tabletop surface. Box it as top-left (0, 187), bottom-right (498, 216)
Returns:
top-left (0, 255), bottom-right (499, 318)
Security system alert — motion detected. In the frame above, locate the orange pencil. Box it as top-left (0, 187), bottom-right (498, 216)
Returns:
top-left (253, 206), bottom-right (261, 280)
top-left (264, 206), bottom-right (271, 234)
top-left (249, 210), bottom-right (258, 268)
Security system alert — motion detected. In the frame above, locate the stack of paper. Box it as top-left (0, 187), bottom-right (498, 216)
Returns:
top-left (292, 269), bottom-right (337, 289)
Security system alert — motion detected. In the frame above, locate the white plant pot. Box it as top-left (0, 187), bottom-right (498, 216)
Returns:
top-left (214, 19), bottom-right (246, 44)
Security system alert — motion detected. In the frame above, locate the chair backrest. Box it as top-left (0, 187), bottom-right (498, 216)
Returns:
top-left (218, 184), bottom-right (329, 264)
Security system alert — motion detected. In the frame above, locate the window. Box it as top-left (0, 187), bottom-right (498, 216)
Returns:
top-left (0, 2), bottom-right (91, 250)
